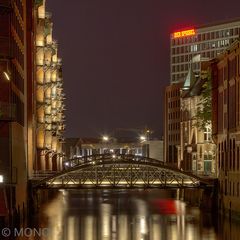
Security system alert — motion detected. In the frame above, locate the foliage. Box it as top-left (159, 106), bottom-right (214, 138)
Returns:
top-left (194, 70), bottom-right (212, 130)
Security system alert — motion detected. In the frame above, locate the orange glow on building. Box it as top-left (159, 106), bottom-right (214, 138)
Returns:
top-left (173, 29), bottom-right (196, 38)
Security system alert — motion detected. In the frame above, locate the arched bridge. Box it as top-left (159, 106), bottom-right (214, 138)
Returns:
top-left (33, 154), bottom-right (213, 189)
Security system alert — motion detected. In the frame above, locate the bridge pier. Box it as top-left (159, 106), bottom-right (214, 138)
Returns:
top-left (183, 184), bottom-right (218, 213)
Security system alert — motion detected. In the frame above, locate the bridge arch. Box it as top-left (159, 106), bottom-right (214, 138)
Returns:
top-left (34, 154), bottom-right (210, 189)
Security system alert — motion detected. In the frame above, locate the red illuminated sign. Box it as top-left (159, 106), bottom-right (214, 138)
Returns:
top-left (173, 29), bottom-right (196, 38)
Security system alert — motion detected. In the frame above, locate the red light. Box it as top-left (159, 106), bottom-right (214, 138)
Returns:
top-left (173, 29), bottom-right (196, 38)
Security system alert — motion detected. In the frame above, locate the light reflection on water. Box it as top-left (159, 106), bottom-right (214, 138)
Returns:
top-left (34, 189), bottom-right (240, 240)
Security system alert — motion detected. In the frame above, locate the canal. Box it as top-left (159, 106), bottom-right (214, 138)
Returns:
top-left (28, 189), bottom-right (240, 239)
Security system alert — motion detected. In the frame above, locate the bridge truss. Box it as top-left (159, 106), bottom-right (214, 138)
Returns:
top-left (34, 154), bottom-right (208, 189)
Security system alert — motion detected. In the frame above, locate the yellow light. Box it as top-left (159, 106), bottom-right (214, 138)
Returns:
top-left (3, 71), bottom-right (10, 81)
top-left (140, 136), bottom-right (146, 141)
top-left (102, 136), bottom-right (109, 141)
top-left (173, 29), bottom-right (196, 38)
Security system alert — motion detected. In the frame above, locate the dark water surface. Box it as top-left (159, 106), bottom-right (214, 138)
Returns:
top-left (31, 189), bottom-right (240, 240)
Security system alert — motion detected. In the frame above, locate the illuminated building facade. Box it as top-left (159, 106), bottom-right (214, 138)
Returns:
top-left (34, 0), bottom-right (65, 173)
top-left (170, 19), bottom-right (240, 83)
top-left (180, 61), bottom-right (216, 175)
top-left (212, 40), bottom-right (240, 215)
top-left (64, 137), bottom-right (163, 162)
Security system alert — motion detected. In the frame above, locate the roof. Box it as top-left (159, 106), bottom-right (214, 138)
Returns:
top-left (182, 64), bottom-right (196, 90)
top-left (182, 77), bottom-right (207, 98)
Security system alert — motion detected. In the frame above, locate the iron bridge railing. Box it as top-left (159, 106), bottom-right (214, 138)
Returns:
top-left (32, 154), bottom-right (213, 189)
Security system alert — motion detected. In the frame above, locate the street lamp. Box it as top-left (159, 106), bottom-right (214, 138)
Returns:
top-left (102, 135), bottom-right (109, 142)
top-left (140, 135), bottom-right (146, 142)
top-left (0, 175), bottom-right (3, 183)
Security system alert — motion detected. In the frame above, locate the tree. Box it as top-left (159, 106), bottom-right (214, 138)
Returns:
top-left (194, 69), bottom-right (212, 131)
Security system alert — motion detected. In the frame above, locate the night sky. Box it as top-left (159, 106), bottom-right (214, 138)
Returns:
top-left (47, 0), bottom-right (240, 138)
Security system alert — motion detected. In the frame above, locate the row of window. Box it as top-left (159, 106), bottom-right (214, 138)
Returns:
top-left (221, 180), bottom-right (240, 197)
top-left (172, 62), bottom-right (200, 73)
top-left (168, 100), bottom-right (180, 109)
top-left (172, 51), bottom-right (222, 65)
top-left (217, 57), bottom-right (240, 85)
top-left (172, 28), bottom-right (240, 45)
top-left (168, 111), bottom-right (180, 120)
top-left (166, 89), bottom-right (180, 98)
top-left (172, 73), bottom-right (186, 83)
top-left (168, 122), bottom-right (180, 131)
top-left (217, 58), bottom-right (240, 132)
top-left (218, 139), bottom-right (240, 171)
top-left (168, 133), bottom-right (180, 143)
top-left (172, 39), bottom-right (231, 55)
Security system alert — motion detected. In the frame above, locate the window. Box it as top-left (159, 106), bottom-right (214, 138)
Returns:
top-left (204, 126), bottom-right (212, 141)
top-left (190, 44), bottom-right (198, 52)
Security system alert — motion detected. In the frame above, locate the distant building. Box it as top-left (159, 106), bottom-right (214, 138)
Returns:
top-left (180, 60), bottom-right (216, 175)
top-left (147, 140), bottom-right (164, 161)
top-left (164, 82), bottom-right (183, 167)
top-left (212, 39), bottom-right (240, 215)
top-left (170, 18), bottom-right (240, 83)
top-left (64, 137), bottom-right (163, 162)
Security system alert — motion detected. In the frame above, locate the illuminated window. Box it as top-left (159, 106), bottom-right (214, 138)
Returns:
top-left (190, 45), bottom-right (198, 52)
top-left (225, 39), bottom-right (230, 45)
top-left (204, 126), bottom-right (212, 142)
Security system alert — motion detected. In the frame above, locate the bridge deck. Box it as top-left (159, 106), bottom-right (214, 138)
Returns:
top-left (31, 154), bottom-right (216, 189)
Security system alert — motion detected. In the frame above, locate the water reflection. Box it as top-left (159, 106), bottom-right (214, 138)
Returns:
top-left (36, 189), bottom-right (240, 240)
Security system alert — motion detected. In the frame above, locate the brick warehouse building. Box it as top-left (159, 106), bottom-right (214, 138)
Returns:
top-left (164, 81), bottom-right (183, 167)
top-left (212, 39), bottom-right (240, 216)
top-left (0, 0), bottom-right (29, 221)
top-left (0, 0), bottom-right (65, 225)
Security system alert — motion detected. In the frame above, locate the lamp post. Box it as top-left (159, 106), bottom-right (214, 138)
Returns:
top-left (102, 135), bottom-right (109, 154)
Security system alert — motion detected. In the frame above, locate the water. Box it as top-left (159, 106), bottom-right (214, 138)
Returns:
top-left (31, 189), bottom-right (240, 239)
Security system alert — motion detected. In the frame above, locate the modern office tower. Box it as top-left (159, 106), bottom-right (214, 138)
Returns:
top-left (212, 40), bottom-right (240, 215)
top-left (0, 0), bottom-right (28, 219)
top-left (164, 81), bottom-right (182, 167)
top-left (34, 0), bottom-right (65, 173)
top-left (170, 19), bottom-right (240, 83)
